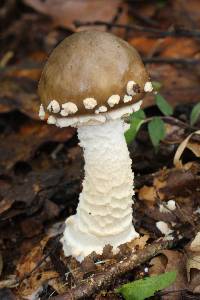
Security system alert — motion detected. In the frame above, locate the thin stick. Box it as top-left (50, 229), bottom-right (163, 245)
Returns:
top-left (143, 57), bottom-right (200, 65)
top-left (51, 239), bottom-right (176, 300)
top-left (74, 21), bottom-right (200, 39)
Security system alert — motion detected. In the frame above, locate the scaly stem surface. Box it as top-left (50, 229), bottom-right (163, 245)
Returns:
top-left (62, 119), bottom-right (138, 261)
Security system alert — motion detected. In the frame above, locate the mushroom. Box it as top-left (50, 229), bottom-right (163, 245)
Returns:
top-left (38, 31), bottom-right (152, 262)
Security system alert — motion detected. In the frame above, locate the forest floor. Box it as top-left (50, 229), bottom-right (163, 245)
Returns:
top-left (0, 0), bottom-right (200, 299)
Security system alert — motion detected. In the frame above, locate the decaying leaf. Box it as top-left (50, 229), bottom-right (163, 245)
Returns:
top-left (148, 255), bottom-right (167, 276)
top-left (138, 165), bottom-right (200, 203)
top-left (18, 271), bottom-right (59, 299)
top-left (155, 166), bottom-right (200, 200)
top-left (187, 232), bottom-right (200, 281)
top-left (172, 0), bottom-right (200, 28)
top-left (161, 38), bottom-right (200, 58)
top-left (16, 234), bottom-right (60, 298)
top-left (0, 121), bottom-right (75, 170)
top-left (164, 123), bottom-right (185, 144)
top-left (23, 0), bottom-right (127, 32)
top-left (174, 130), bottom-right (200, 168)
top-left (130, 37), bottom-right (199, 59)
top-left (143, 64), bottom-right (200, 109)
top-left (0, 76), bottom-right (39, 118)
top-left (138, 185), bottom-right (157, 205)
top-left (149, 250), bottom-right (188, 300)
top-left (128, 235), bottom-right (150, 250)
top-left (190, 232), bottom-right (200, 252)
top-left (48, 277), bottom-right (68, 295)
top-left (17, 237), bottom-right (49, 278)
top-left (187, 140), bottom-right (200, 158)
top-left (187, 253), bottom-right (200, 281)
top-left (0, 168), bottom-right (65, 217)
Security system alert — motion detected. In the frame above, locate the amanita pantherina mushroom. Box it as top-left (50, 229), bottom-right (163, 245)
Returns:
top-left (38, 31), bottom-right (152, 262)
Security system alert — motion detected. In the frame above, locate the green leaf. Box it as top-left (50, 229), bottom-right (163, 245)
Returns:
top-left (116, 271), bottom-right (176, 300)
top-left (125, 118), bottom-right (144, 144)
top-left (152, 81), bottom-right (162, 91)
top-left (156, 0), bottom-right (167, 8)
top-left (190, 103), bottom-right (200, 126)
top-left (148, 117), bottom-right (165, 149)
top-left (129, 109), bottom-right (146, 122)
top-left (125, 109), bottom-right (146, 144)
top-left (155, 93), bottom-right (173, 116)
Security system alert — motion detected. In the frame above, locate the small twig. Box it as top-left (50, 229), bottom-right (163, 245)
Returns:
top-left (143, 57), bottom-right (200, 65)
top-left (51, 239), bottom-right (176, 300)
top-left (74, 21), bottom-right (200, 39)
top-left (131, 10), bottom-right (158, 27)
top-left (138, 115), bottom-right (197, 132)
top-left (107, 6), bottom-right (123, 32)
top-left (126, 115), bottom-right (197, 132)
top-left (158, 288), bottom-right (189, 296)
top-left (161, 116), bottom-right (198, 131)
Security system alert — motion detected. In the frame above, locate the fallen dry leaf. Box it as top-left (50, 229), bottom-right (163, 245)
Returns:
top-left (187, 253), bottom-right (200, 281)
top-left (10, 66), bottom-right (42, 81)
top-left (154, 167), bottom-right (200, 201)
top-left (17, 237), bottom-right (49, 278)
top-left (17, 270), bottom-right (59, 299)
top-left (186, 232), bottom-right (200, 281)
top-left (149, 255), bottom-right (167, 275)
top-left (161, 250), bottom-right (188, 300)
top-left (128, 234), bottom-right (149, 250)
top-left (48, 277), bottom-right (68, 295)
top-left (23, 0), bottom-right (127, 32)
top-left (0, 120), bottom-right (75, 170)
top-left (0, 76), bottom-right (39, 118)
top-left (137, 164), bottom-right (200, 237)
top-left (129, 37), bottom-right (158, 56)
top-left (138, 185), bottom-right (157, 205)
top-left (174, 130), bottom-right (200, 168)
top-left (187, 140), bottom-right (200, 158)
top-left (172, 0), bottom-right (200, 28)
top-left (164, 123), bottom-right (185, 144)
top-left (143, 64), bottom-right (200, 108)
top-left (190, 270), bottom-right (200, 294)
top-left (0, 168), bottom-right (64, 217)
top-left (20, 218), bottom-right (44, 238)
top-left (138, 166), bottom-right (200, 203)
top-left (161, 38), bottom-right (200, 58)
top-left (16, 235), bottom-right (61, 299)
top-left (149, 250), bottom-right (188, 300)
top-left (129, 37), bottom-right (200, 59)
top-left (190, 232), bottom-right (200, 252)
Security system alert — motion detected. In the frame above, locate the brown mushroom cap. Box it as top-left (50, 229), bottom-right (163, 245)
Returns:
top-left (38, 31), bottom-right (149, 117)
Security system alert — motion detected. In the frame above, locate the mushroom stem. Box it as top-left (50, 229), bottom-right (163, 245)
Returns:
top-left (62, 119), bottom-right (138, 261)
